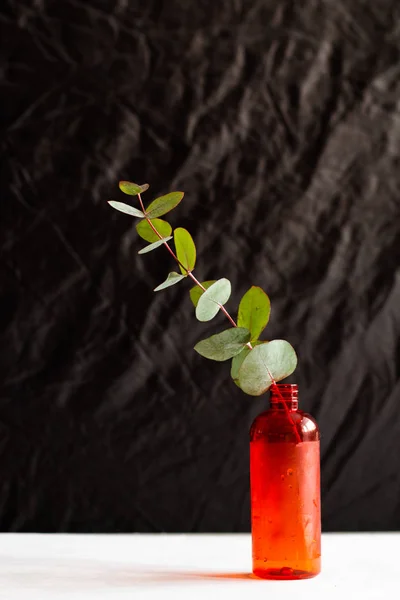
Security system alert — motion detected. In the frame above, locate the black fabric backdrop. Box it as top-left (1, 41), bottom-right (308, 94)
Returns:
top-left (1, 1), bottom-right (400, 532)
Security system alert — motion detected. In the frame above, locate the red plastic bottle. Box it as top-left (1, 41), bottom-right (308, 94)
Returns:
top-left (250, 384), bottom-right (321, 579)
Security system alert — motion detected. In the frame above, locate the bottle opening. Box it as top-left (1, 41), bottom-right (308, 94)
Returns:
top-left (270, 384), bottom-right (298, 410)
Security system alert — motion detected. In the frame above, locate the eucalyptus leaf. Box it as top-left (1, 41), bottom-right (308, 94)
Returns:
top-left (230, 341), bottom-right (267, 388)
top-left (195, 278), bottom-right (232, 322)
top-left (145, 191), bottom-right (184, 219)
top-left (174, 227), bottom-right (196, 274)
top-left (238, 286), bottom-right (271, 342)
top-left (238, 340), bottom-right (297, 396)
top-left (154, 272), bottom-right (185, 292)
top-left (189, 281), bottom-right (216, 307)
top-left (108, 201), bottom-right (145, 218)
top-left (230, 347), bottom-right (251, 387)
top-left (154, 271), bottom-right (185, 292)
top-left (136, 218), bottom-right (172, 243)
top-left (194, 328), bottom-right (250, 361)
top-left (119, 181), bottom-right (149, 196)
top-left (138, 236), bottom-right (173, 254)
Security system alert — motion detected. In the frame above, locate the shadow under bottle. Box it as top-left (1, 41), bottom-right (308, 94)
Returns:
top-left (250, 384), bottom-right (321, 579)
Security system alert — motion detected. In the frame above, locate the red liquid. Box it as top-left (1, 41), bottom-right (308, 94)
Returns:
top-left (250, 385), bottom-right (321, 579)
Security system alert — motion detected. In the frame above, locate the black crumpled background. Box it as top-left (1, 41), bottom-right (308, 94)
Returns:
top-left (1, 1), bottom-right (400, 532)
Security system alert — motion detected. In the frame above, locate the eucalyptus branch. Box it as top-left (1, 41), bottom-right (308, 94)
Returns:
top-left (137, 192), bottom-right (238, 328)
top-left (137, 192), bottom-right (190, 274)
top-left (107, 181), bottom-right (298, 412)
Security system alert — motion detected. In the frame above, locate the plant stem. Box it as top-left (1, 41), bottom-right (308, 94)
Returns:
top-left (137, 194), bottom-right (187, 270)
top-left (138, 192), bottom-right (237, 327)
top-left (137, 192), bottom-right (300, 442)
top-left (186, 270), bottom-right (207, 292)
top-left (267, 368), bottom-right (301, 444)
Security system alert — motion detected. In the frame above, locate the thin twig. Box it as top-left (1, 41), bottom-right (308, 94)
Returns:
top-left (137, 192), bottom-right (300, 443)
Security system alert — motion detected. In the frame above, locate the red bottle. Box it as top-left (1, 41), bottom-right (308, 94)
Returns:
top-left (250, 383), bottom-right (321, 579)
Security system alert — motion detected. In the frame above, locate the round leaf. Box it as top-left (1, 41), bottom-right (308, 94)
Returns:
top-left (238, 286), bottom-right (271, 342)
top-left (108, 201), bottom-right (144, 218)
top-left (154, 272), bottom-right (185, 292)
top-left (174, 227), bottom-right (196, 274)
top-left (230, 341), bottom-right (267, 388)
top-left (138, 236), bottom-right (172, 254)
top-left (195, 278), bottom-right (232, 322)
top-left (194, 328), bottom-right (250, 362)
top-left (238, 340), bottom-right (297, 396)
top-left (145, 191), bottom-right (184, 219)
top-left (119, 181), bottom-right (149, 196)
top-left (230, 347), bottom-right (251, 387)
top-left (189, 281), bottom-right (216, 307)
top-left (136, 218), bottom-right (172, 243)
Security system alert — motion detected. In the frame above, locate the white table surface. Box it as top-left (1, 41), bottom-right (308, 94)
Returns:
top-left (0, 533), bottom-right (397, 599)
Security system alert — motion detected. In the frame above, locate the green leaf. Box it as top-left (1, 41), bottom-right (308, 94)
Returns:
top-left (136, 218), bottom-right (172, 243)
top-left (238, 340), bottom-right (297, 396)
top-left (174, 227), bottom-right (196, 275)
top-left (195, 278), bottom-right (232, 322)
top-left (154, 272), bottom-right (185, 292)
top-left (238, 286), bottom-right (271, 342)
top-left (230, 341), bottom-right (267, 388)
top-left (108, 201), bottom-right (145, 218)
top-left (145, 191), bottom-right (184, 218)
top-left (119, 181), bottom-right (149, 196)
top-left (138, 236), bottom-right (172, 254)
top-left (230, 347), bottom-right (251, 387)
top-left (189, 281), bottom-right (217, 307)
top-left (194, 328), bottom-right (250, 362)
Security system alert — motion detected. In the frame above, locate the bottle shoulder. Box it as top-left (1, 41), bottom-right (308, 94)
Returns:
top-left (250, 409), bottom-right (320, 442)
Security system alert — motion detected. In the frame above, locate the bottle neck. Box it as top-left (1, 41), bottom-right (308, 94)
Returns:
top-left (269, 384), bottom-right (298, 411)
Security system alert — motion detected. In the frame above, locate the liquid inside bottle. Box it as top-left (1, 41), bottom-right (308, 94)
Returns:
top-left (250, 384), bottom-right (321, 579)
